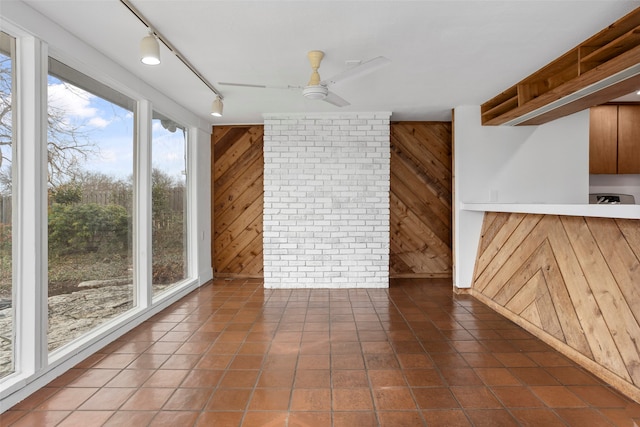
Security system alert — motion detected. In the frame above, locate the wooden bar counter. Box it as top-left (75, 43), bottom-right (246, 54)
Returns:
top-left (464, 203), bottom-right (640, 401)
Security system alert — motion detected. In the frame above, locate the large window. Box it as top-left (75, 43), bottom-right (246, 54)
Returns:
top-left (0, 32), bottom-right (15, 379)
top-left (47, 59), bottom-right (135, 351)
top-left (0, 18), bottom-right (203, 409)
top-left (152, 113), bottom-right (187, 296)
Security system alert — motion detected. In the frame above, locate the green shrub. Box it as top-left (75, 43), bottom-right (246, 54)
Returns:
top-left (48, 203), bottom-right (130, 255)
top-left (51, 182), bottom-right (82, 205)
top-left (0, 223), bottom-right (10, 253)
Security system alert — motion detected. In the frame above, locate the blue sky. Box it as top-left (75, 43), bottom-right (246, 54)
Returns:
top-left (47, 76), bottom-right (186, 184)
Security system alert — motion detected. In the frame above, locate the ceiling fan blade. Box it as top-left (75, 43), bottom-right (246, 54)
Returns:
top-left (218, 82), bottom-right (302, 90)
top-left (322, 56), bottom-right (391, 86)
top-left (323, 91), bottom-right (350, 107)
top-left (218, 82), bottom-right (267, 88)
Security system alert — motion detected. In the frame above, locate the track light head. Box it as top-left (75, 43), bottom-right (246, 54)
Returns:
top-left (140, 32), bottom-right (160, 65)
top-left (211, 96), bottom-right (223, 117)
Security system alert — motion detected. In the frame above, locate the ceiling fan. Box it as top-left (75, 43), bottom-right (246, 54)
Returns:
top-left (218, 50), bottom-right (390, 107)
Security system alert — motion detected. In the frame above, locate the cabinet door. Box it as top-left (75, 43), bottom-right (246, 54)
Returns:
top-left (617, 105), bottom-right (640, 174)
top-left (589, 105), bottom-right (618, 174)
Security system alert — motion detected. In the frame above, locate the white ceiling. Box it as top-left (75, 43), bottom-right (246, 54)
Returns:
top-left (17, 0), bottom-right (640, 125)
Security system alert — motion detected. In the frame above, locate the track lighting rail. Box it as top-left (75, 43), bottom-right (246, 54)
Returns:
top-left (120, 0), bottom-right (223, 100)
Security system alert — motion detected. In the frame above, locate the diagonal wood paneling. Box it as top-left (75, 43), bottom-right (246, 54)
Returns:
top-left (212, 125), bottom-right (264, 277)
top-left (473, 212), bottom-right (640, 401)
top-left (212, 122), bottom-right (453, 279)
top-left (390, 122), bottom-right (452, 278)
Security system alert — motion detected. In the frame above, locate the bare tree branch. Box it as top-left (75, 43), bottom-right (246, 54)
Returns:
top-left (0, 55), bottom-right (103, 191)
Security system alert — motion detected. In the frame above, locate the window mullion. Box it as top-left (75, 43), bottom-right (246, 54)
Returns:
top-left (14, 36), bottom-right (48, 375)
top-left (135, 100), bottom-right (152, 307)
top-left (186, 127), bottom-right (201, 281)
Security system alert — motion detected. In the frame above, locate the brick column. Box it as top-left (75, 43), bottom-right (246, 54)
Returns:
top-left (263, 112), bottom-right (391, 288)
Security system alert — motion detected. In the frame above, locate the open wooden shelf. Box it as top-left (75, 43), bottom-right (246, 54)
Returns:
top-left (518, 49), bottom-right (580, 105)
top-left (581, 28), bottom-right (640, 65)
top-left (481, 87), bottom-right (518, 122)
top-left (482, 8), bottom-right (640, 126)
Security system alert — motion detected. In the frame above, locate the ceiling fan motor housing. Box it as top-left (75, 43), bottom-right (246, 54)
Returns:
top-left (303, 85), bottom-right (328, 100)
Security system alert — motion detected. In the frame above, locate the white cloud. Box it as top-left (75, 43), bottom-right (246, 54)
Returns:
top-left (88, 117), bottom-right (110, 128)
top-left (97, 148), bottom-right (117, 163)
top-left (47, 82), bottom-right (120, 133)
top-left (48, 83), bottom-right (97, 119)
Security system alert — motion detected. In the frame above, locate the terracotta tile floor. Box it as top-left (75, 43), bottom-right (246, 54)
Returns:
top-left (4, 278), bottom-right (640, 426)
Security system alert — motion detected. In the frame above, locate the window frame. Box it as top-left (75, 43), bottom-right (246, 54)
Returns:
top-left (45, 59), bottom-right (140, 355)
top-left (0, 30), bottom-right (17, 381)
top-left (150, 108), bottom-right (190, 298)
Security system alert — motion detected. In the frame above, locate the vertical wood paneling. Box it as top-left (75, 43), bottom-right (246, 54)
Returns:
top-left (472, 212), bottom-right (640, 401)
top-left (390, 122), bottom-right (452, 278)
top-left (212, 125), bottom-right (264, 277)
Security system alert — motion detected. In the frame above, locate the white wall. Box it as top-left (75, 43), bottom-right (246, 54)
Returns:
top-left (453, 106), bottom-right (590, 288)
top-left (193, 128), bottom-right (214, 283)
top-left (263, 112), bottom-right (390, 288)
top-left (456, 106), bottom-right (589, 205)
top-left (590, 174), bottom-right (640, 204)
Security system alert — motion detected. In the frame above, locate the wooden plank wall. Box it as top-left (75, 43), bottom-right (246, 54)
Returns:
top-left (211, 122), bottom-right (453, 279)
top-left (211, 125), bottom-right (264, 277)
top-left (472, 212), bottom-right (640, 401)
top-left (390, 122), bottom-right (452, 278)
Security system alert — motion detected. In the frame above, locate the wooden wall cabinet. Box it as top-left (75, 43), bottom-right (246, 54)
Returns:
top-left (618, 105), bottom-right (640, 174)
top-left (589, 105), bottom-right (619, 174)
top-left (589, 104), bottom-right (640, 174)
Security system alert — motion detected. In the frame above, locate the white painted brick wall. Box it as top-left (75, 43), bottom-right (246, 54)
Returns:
top-left (263, 112), bottom-right (391, 289)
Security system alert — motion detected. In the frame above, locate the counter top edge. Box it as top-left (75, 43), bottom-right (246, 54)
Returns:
top-left (460, 203), bottom-right (640, 219)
